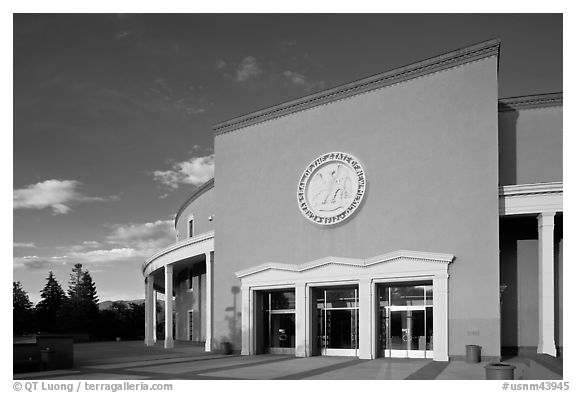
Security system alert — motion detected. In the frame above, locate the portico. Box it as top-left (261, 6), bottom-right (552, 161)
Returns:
top-left (143, 231), bottom-right (214, 350)
top-left (499, 182), bottom-right (563, 357)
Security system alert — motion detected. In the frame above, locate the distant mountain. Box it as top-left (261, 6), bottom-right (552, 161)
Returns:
top-left (98, 299), bottom-right (145, 310)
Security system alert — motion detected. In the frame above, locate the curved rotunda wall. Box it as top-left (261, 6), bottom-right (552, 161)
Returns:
top-left (175, 180), bottom-right (215, 240)
top-left (171, 181), bottom-right (214, 341)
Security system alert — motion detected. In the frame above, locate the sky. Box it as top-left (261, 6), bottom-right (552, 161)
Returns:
top-left (12, 13), bottom-right (563, 304)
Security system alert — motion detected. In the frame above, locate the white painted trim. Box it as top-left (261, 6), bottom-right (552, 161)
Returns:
top-left (142, 231), bottom-right (214, 277)
top-left (499, 182), bottom-right (563, 215)
top-left (235, 250), bottom-right (454, 279)
top-left (237, 250), bottom-right (453, 361)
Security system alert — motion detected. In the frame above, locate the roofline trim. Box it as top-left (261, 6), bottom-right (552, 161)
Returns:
top-left (174, 178), bottom-right (215, 228)
top-left (498, 93), bottom-right (563, 112)
top-left (213, 38), bottom-right (501, 136)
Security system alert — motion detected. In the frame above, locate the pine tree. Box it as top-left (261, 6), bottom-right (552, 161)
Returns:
top-left (13, 281), bottom-right (33, 335)
top-left (61, 263), bottom-right (99, 335)
top-left (35, 272), bottom-right (67, 333)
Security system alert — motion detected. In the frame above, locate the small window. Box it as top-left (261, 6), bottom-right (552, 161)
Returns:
top-left (188, 218), bottom-right (194, 237)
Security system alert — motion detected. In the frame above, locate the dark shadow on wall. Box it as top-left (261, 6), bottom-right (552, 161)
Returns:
top-left (498, 105), bottom-right (519, 186)
top-left (500, 216), bottom-right (538, 357)
top-left (221, 286), bottom-right (242, 351)
top-left (554, 214), bottom-right (563, 353)
top-left (500, 221), bottom-right (518, 353)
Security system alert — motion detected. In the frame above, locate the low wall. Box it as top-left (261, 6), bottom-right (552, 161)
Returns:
top-left (13, 335), bottom-right (74, 373)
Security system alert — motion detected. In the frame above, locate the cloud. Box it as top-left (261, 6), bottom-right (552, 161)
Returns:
top-left (13, 256), bottom-right (52, 270)
top-left (153, 154), bottom-right (214, 189)
top-left (283, 70), bottom-right (325, 92)
top-left (23, 219), bottom-right (176, 269)
top-left (107, 219), bottom-right (174, 252)
top-left (216, 59), bottom-right (227, 69)
top-left (14, 242), bottom-right (36, 248)
top-left (236, 56), bottom-right (263, 82)
top-left (66, 248), bottom-right (141, 264)
top-left (13, 179), bottom-right (115, 215)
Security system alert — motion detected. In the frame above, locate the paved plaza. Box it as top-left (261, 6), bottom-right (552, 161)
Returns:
top-left (13, 341), bottom-right (553, 380)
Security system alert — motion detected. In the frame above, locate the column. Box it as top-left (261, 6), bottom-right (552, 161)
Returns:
top-left (240, 287), bottom-right (251, 355)
top-left (153, 290), bottom-right (157, 343)
top-left (538, 212), bottom-right (556, 356)
top-left (164, 264), bottom-right (174, 348)
top-left (205, 252), bottom-right (213, 352)
top-left (295, 283), bottom-right (308, 357)
top-left (433, 274), bottom-right (449, 361)
top-left (358, 279), bottom-right (373, 359)
top-left (144, 275), bottom-right (155, 346)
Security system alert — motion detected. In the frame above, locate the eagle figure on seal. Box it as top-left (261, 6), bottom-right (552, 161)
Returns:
top-left (310, 164), bottom-right (353, 210)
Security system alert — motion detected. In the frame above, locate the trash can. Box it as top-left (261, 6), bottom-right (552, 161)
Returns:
top-left (465, 344), bottom-right (481, 363)
top-left (40, 348), bottom-right (56, 371)
top-left (220, 342), bottom-right (232, 355)
top-left (485, 363), bottom-right (516, 380)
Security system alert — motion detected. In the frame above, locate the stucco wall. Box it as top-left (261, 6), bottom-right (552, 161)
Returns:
top-left (214, 57), bottom-right (500, 356)
top-left (498, 106), bottom-right (563, 186)
top-left (175, 185), bottom-right (215, 240)
top-left (174, 265), bottom-right (206, 341)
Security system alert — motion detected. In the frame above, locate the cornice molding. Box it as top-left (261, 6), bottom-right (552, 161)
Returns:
top-left (235, 250), bottom-right (455, 279)
top-left (499, 182), bottom-right (563, 216)
top-left (214, 39), bottom-right (501, 136)
top-left (174, 178), bottom-right (214, 228)
top-left (499, 182), bottom-right (563, 197)
top-left (142, 230), bottom-right (214, 275)
top-left (498, 93), bottom-right (563, 112)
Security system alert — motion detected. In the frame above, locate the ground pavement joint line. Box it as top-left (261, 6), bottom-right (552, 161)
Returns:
top-left (271, 358), bottom-right (367, 380)
top-left (83, 354), bottom-right (232, 369)
top-left (124, 354), bottom-right (290, 374)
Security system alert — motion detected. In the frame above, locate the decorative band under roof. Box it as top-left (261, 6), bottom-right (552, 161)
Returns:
top-left (498, 93), bottom-right (563, 112)
top-left (214, 39), bottom-right (501, 136)
top-left (174, 178), bottom-right (215, 227)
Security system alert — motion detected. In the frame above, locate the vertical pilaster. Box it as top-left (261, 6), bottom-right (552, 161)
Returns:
top-left (241, 287), bottom-right (251, 355)
top-left (295, 283), bottom-right (308, 357)
top-left (358, 279), bottom-right (373, 359)
top-left (205, 252), bottom-right (213, 352)
top-left (433, 274), bottom-right (449, 361)
top-left (538, 212), bottom-right (556, 356)
top-left (164, 264), bottom-right (174, 349)
top-left (144, 275), bottom-right (155, 346)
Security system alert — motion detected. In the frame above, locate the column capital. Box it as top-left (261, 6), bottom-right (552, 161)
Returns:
top-left (165, 263), bottom-right (173, 274)
top-left (538, 212), bottom-right (556, 226)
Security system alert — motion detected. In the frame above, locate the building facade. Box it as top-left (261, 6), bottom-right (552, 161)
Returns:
top-left (142, 39), bottom-right (563, 361)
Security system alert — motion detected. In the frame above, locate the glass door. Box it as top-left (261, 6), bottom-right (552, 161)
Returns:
top-left (378, 283), bottom-right (433, 359)
top-left (317, 286), bottom-right (358, 356)
top-left (263, 289), bottom-right (295, 354)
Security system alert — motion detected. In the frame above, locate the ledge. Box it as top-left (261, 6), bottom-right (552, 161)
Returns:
top-left (174, 178), bottom-right (214, 228)
top-left (142, 231), bottom-right (214, 276)
top-left (499, 182), bottom-right (563, 216)
top-left (214, 38), bottom-right (501, 136)
top-left (235, 250), bottom-right (455, 279)
top-left (498, 93), bottom-right (563, 112)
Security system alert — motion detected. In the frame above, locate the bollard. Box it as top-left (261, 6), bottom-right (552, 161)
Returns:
top-left (465, 345), bottom-right (481, 363)
top-left (485, 363), bottom-right (516, 380)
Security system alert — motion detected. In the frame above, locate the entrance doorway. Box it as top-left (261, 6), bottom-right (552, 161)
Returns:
top-left (262, 289), bottom-right (295, 354)
top-left (315, 286), bottom-right (359, 356)
top-left (378, 282), bottom-right (433, 359)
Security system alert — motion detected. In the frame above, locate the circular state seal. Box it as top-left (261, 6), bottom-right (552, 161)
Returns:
top-left (297, 152), bottom-right (366, 225)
